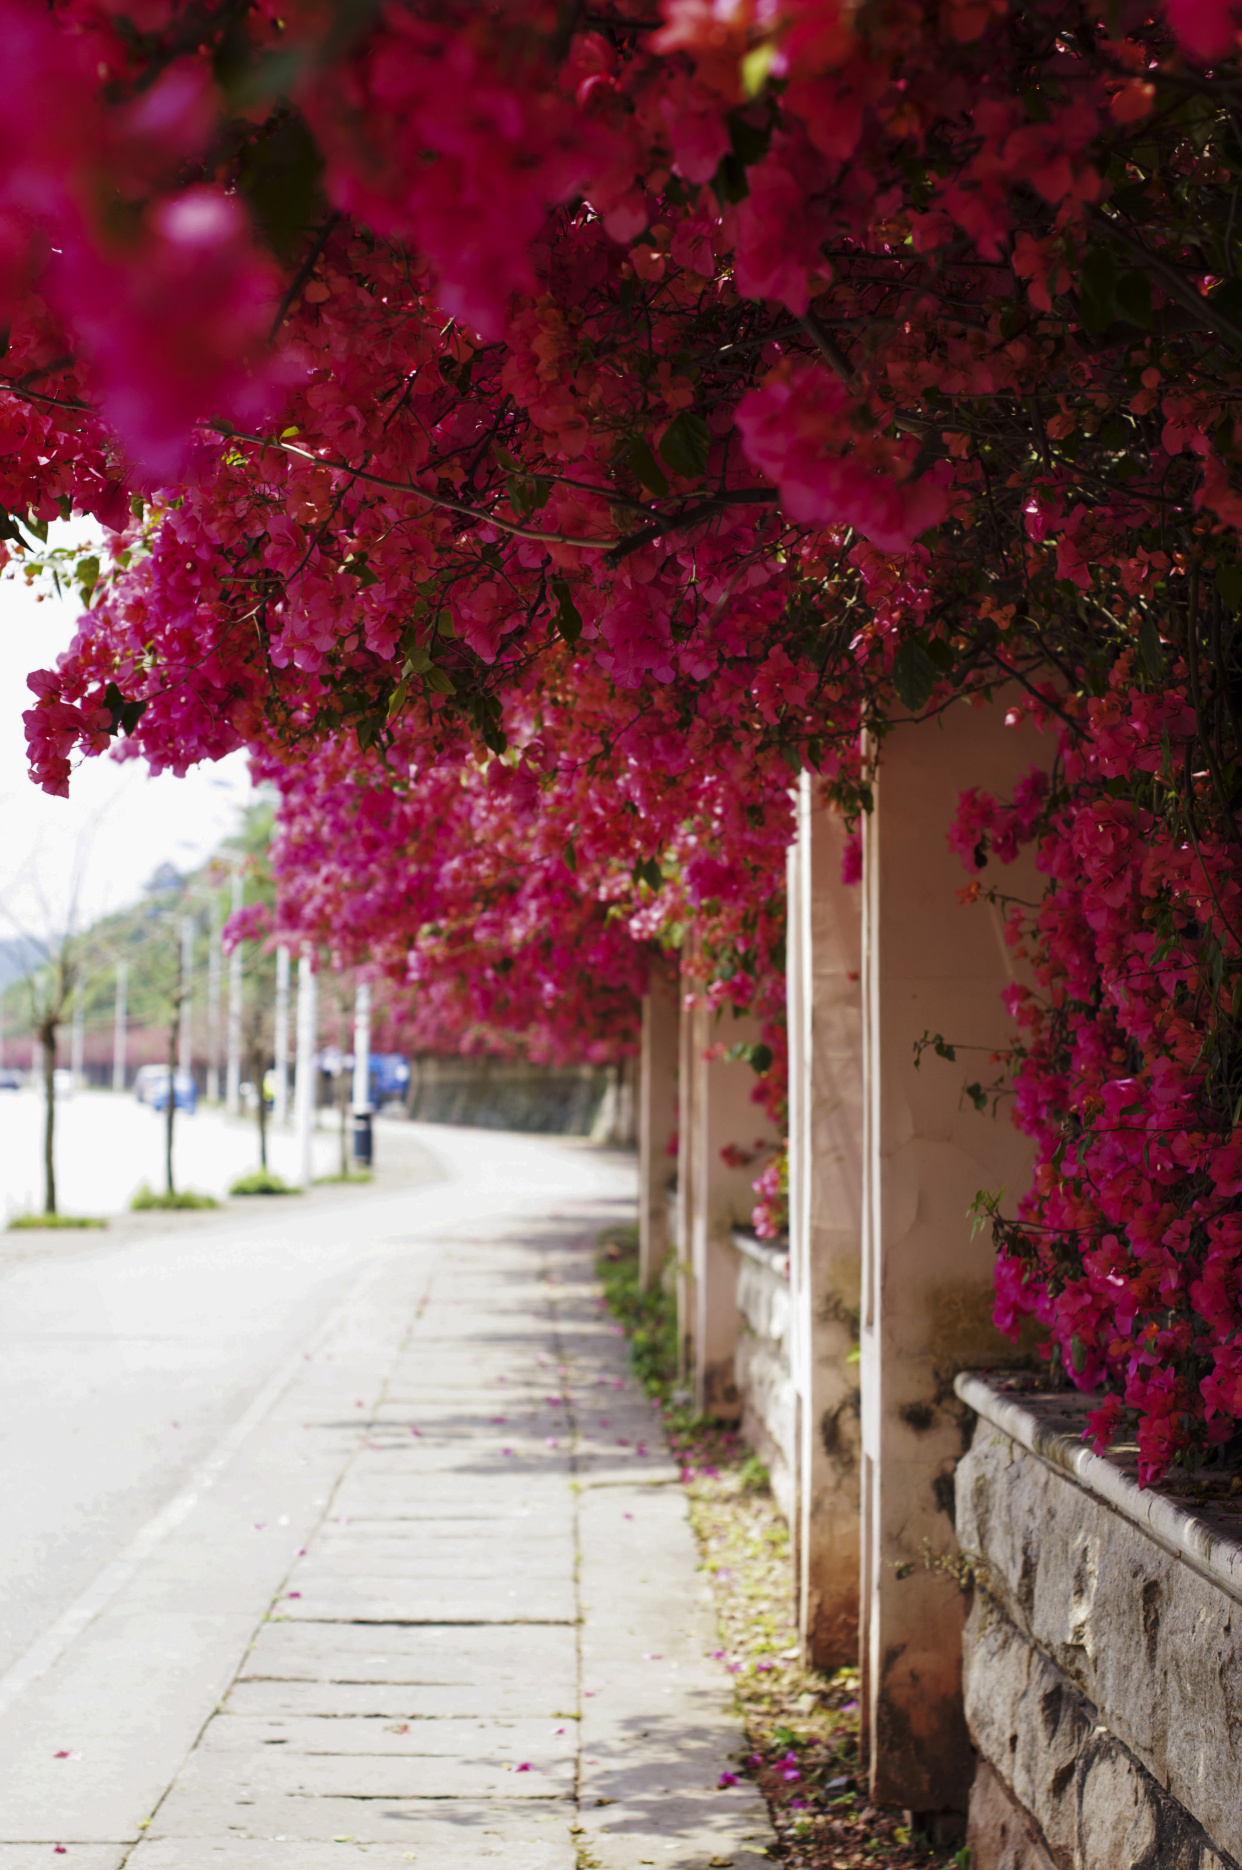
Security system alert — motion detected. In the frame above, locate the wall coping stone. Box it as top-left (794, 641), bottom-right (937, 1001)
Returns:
top-left (731, 1226), bottom-right (789, 1278)
top-left (956, 1369), bottom-right (1242, 1604)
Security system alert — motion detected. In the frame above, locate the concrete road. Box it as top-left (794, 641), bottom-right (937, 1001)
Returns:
top-left (0, 1122), bottom-right (633, 1692)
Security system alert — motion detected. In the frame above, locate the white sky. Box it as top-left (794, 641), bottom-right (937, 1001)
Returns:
top-left (0, 526), bottom-right (253, 940)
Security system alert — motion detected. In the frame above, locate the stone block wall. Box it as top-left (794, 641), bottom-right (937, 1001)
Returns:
top-left (955, 1373), bottom-right (1242, 1870)
top-left (733, 1230), bottom-right (794, 1522)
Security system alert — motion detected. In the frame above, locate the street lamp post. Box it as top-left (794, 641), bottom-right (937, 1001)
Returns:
top-left (225, 868), bottom-right (243, 1116)
top-left (274, 943), bottom-right (290, 1127)
top-left (112, 962), bottom-right (127, 1092)
top-left (206, 899), bottom-right (221, 1103)
top-left (352, 978), bottom-right (373, 1166)
top-left (294, 945), bottom-right (318, 1187)
top-left (179, 915), bottom-right (194, 1081)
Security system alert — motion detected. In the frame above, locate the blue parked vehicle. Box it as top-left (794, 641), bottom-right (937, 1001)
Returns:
top-left (369, 1053), bottom-right (409, 1106)
top-left (135, 1065), bottom-right (198, 1114)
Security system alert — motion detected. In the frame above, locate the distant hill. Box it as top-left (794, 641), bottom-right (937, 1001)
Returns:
top-left (0, 936), bottom-right (44, 989)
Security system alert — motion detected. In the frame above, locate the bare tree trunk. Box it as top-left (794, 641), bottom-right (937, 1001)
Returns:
top-left (165, 1014), bottom-right (177, 1197)
top-left (41, 1016), bottom-right (57, 1215)
top-left (338, 1066), bottom-right (349, 1177)
top-left (255, 1043), bottom-right (269, 1172)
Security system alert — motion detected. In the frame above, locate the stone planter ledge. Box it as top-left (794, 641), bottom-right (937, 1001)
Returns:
top-left (955, 1370), bottom-right (1242, 1603)
top-left (731, 1226), bottom-right (789, 1279)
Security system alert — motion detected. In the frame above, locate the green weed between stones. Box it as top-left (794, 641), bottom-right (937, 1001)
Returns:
top-left (131, 1184), bottom-right (219, 1211)
top-left (8, 1211), bottom-right (106, 1230)
top-left (596, 1225), bottom-right (965, 1870)
top-left (228, 1170), bottom-right (300, 1197)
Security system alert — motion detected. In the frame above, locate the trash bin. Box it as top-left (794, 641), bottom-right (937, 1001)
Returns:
top-left (353, 1109), bottom-right (373, 1166)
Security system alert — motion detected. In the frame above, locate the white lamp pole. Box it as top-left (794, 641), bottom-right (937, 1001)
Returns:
top-left (273, 943), bottom-right (290, 1127)
top-left (206, 899), bottom-right (221, 1102)
top-left (178, 915), bottom-right (194, 1079)
top-left (225, 868), bottom-right (243, 1116)
top-left (352, 980), bottom-right (372, 1113)
top-left (294, 945), bottom-right (318, 1187)
top-left (112, 962), bottom-right (127, 1092)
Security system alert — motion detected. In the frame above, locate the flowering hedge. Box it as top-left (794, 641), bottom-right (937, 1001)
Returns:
top-left (4, 0), bottom-right (1242, 1469)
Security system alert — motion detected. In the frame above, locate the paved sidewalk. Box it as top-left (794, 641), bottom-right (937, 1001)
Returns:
top-left (5, 1198), bottom-right (773, 1869)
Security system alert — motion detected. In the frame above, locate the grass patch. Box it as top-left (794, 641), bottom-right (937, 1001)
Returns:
top-left (314, 1169), bottom-right (373, 1185)
top-left (594, 1222), bottom-right (677, 1400)
top-left (131, 1183), bottom-right (219, 1211)
top-left (595, 1224), bottom-right (956, 1870)
top-left (229, 1169), bottom-right (300, 1196)
top-left (8, 1212), bottom-right (106, 1230)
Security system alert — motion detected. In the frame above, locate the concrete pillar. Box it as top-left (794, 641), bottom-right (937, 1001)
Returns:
top-left (178, 916), bottom-right (194, 1079)
top-left (273, 944), bottom-right (290, 1127)
top-left (206, 901), bottom-right (221, 1103)
top-left (787, 774), bottom-right (863, 1671)
top-left (638, 967), bottom-right (679, 1292)
top-left (294, 945), bottom-right (318, 1188)
top-left (676, 968), bottom-right (781, 1417)
top-left (225, 868), bottom-right (243, 1116)
top-left (859, 698), bottom-right (1045, 1819)
top-left (112, 962), bottom-right (127, 1092)
top-left (352, 979), bottom-right (372, 1113)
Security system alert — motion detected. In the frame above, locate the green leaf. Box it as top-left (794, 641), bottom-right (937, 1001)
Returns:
top-left (748, 1042), bottom-right (774, 1074)
top-left (1070, 1333), bottom-right (1087, 1375)
top-left (1138, 616), bottom-right (1164, 679)
top-left (657, 411), bottom-right (710, 480)
top-left (1114, 269), bottom-right (1152, 328)
top-left (564, 839), bottom-right (577, 873)
top-left (1213, 276), bottom-right (1242, 339)
top-left (891, 637), bottom-right (940, 713)
top-left (385, 676), bottom-right (409, 721)
top-left (75, 555), bottom-right (100, 603)
top-left (507, 472), bottom-right (551, 517)
top-left (627, 437), bottom-right (669, 497)
top-left (56, 494), bottom-right (72, 522)
top-left (1217, 564), bottom-right (1242, 611)
top-left (1077, 248), bottom-right (1119, 335)
top-left (728, 109), bottom-right (772, 168)
top-left (24, 512), bottom-right (47, 544)
top-left (632, 855), bottom-right (663, 890)
top-left (235, 110), bottom-right (325, 263)
top-left (423, 666), bottom-right (456, 696)
top-left (552, 580), bottom-right (583, 646)
top-left (740, 40), bottom-right (776, 98)
top-left (710, 151), bottom-right (750, 205)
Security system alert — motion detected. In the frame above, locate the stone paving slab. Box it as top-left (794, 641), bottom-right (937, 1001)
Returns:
top-left (238, 1619), bottom-right (579, 1695)
top-left (226, 1677), bottom-right (578, 1722)
top-left (130, 1830), bottom-right (576, 1870)
top-left (0, 1852), bottom-right (128, 1870)
top-left (272, 1588), bottom-right (575, 1623)
top-left (197, 1713), bottom-right (573, 1759)
top-left (143, 1789), bottom-right (574, 1845)
top-left (1, 1201), bottom-right (773, 1869)
top-left (154, 1744), bottom-right (575, 1801)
